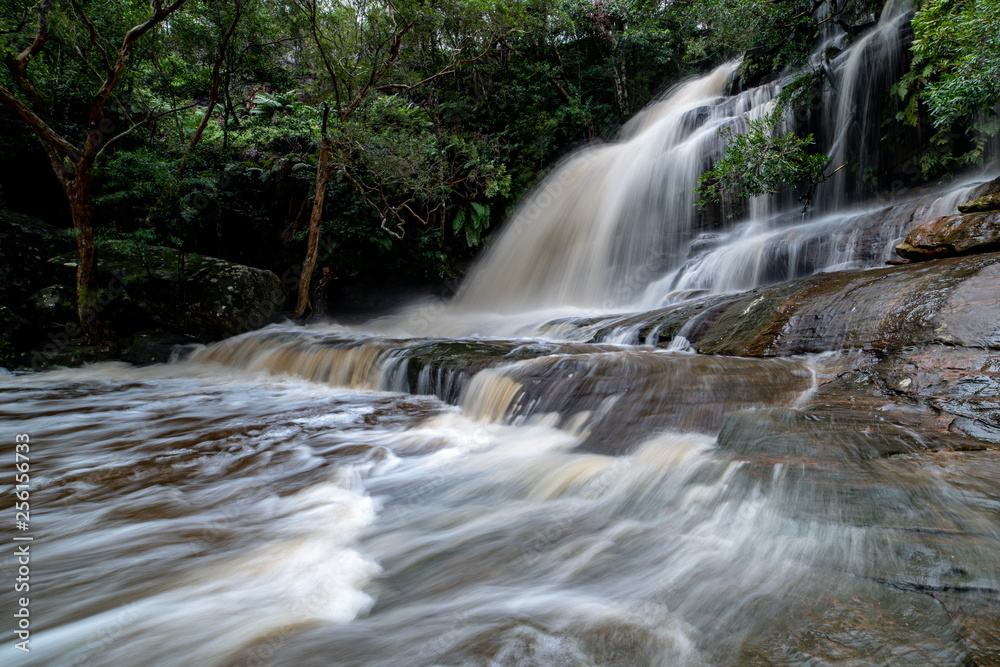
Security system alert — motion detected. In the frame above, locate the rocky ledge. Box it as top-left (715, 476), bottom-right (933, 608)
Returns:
top-left (594, 252), bottom-right (1000, 448)
top-left (895, 175), bottom-right (1000, 261)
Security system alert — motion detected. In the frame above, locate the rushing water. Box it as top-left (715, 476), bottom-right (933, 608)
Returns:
top-left (5, 350), bottom-right (1000, 665)
top-left (5, 4), bottom-right (1000, 665)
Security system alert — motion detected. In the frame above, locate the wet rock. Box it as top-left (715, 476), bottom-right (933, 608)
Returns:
top-left (958, 192), bottom-right (1000, 214)
top-left (931, 591), bottom-right (1000, 666)
top-left (675, 253), bottom-right (1000, 357)
top-left (963, 174), bottom-right (1000, 203)
top-left (125, 331), bottom-right (203, 365)
top-left (716, 408), bottom-right (940, 462)
top-left (688, 232), bottom-right (727, 257)
top-left (935, 260), bottom-right (1000, 348)
top-left (26, 284), bottom-right (75, 326)
top-left (895, 212), bottom-right (1000, 261)
top-left (501, 354), bottom-right (813, 454)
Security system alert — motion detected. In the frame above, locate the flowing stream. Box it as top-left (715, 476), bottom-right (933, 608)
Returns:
top-left (5, 5), bottom-right (1000, 665)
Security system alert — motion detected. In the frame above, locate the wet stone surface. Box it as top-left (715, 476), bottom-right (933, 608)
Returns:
top-left (896, 212), bottom-right (1000, 261)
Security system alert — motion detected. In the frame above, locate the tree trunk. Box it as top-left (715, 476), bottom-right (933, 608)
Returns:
top-left (612, 60), bottom-right (630, 117)
top-left (66, 171), bottom-right (104, 344)
top-left (294, 135), bottom-right (332, 318)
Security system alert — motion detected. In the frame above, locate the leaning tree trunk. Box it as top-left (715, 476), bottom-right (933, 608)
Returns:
top-left (66, 171), bottom-right (104, 344)
top-left (294, 134), bottom-right (332, 318)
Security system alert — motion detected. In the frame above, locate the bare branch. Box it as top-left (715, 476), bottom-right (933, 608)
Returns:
top-left (185, 0), bottom-right (243, 155)
top-left (83, 0), bottom-right (190, 166)
top-left (375, 39), bottom-right (495, 92)
top-left (6, 0), bottom-right (53, 109)
top-left (307, 0), bottom-right (343, 118)
top-left (15, 0), bottom-right (51, 64)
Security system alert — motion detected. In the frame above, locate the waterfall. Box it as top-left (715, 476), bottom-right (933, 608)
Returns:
top-left (453, 62), bottom-right (756, 313)
top-left (817, 0), bottom-right (913, 210)
top-left (445, 0), bottom-right (989, 320)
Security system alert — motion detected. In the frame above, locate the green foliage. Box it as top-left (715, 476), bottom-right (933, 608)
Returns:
top-left (905, 0), bottom-right (1000, 128)
top-left (896, 0), bottom-right (1000, 173)
top-left (697, 111), bottom-right (828, 209)
top-left (10, 0), bottom-right (991, 298)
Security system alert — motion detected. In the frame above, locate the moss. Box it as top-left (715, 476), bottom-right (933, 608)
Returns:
top-left (958, 193), bottom-right (1000, 214)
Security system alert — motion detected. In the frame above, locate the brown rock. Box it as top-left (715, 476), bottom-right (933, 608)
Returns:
top-left (894, 212), bottom-right (1000, 261)
top-left (958, 192), bottom-right (1000, 213)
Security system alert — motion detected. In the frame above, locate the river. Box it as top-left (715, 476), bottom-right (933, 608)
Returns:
top-left (4, 0), bottom-right (1000, 662)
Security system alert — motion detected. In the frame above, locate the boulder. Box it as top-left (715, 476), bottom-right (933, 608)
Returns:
top-left (958, 193), bottom-right (1000, 214)
top-left (26, 284), bottom-right (75, 326)
top-left (179, 254), bottom-right (287, 336)
top-left (126, 331), bottom-right (202, 365)
top-left (0, 210), bottom-right (73, 305)
top-left (47, 245), bottom-right (289, 339)
top-left (894, 212), bottom-right (1000, 261)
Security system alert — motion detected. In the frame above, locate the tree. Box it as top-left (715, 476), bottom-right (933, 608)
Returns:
top-left (696, 111), bottom-right (830, 211)
top-left (896, 0), bottom-right (1000, 172)
top-left (0, 0), bottom-right (190, 344)
top-left (290, 0), bottom-right (511, 317)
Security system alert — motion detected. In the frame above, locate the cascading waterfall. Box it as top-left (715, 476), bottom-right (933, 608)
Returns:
top-left (453, 62), bottom-right (750, 313)
top-left (447, 0), bottom-right (985, 319)
top-left (817, 0), bottom-right (913, 210)
top-left (8, 4), bottom-right (1000, 666)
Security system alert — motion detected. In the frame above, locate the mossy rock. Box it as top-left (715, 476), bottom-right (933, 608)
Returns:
top-left (958, 192), bottom-right (1000, 214)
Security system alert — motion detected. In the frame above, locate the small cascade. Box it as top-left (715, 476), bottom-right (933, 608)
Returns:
top-left (460, 369), bottom-right (524, 423)
top-left (817, 0), bottom-right (913, 210)
top-left (464, 351), bottom-right (815, 453)
top-left (188, 325), bottom-right (816, 452)
top-left (644, 176), bottom-right (991, 300)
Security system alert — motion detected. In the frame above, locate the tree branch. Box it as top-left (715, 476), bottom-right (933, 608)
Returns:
top-left (69, 0), bottom-right (112, 75)
top-left (307, 0), bottom-right (343, 119)
top-left (375, 39), bottom-right (495, 92)
top-left (0, 84), bottom-right (80, 161)
top-left (95, 102), bottom-right (198, 162)
top-left (6, 0), bottom-right (53, 110)
top-left (83, 0), bottom-right (189, 166)
top-left (185, 0), bottom-right (242, 156)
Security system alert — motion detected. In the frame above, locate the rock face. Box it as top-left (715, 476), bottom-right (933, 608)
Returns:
top-left (960, 174), bottom-right (1000, 205)
top-left (84, 245), bottom-right (287, 338)
top-left (572, 252), bottom-right (1000, 450)
top-left (895, 212), bottom-right (1000, 261)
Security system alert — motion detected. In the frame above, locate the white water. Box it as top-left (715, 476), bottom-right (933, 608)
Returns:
top-left (6, 5), bottom-right (1000, 666)
top-left (5, 358), bottom-right (996, 665)
top-left (431, 0), bottom-right (992, 330)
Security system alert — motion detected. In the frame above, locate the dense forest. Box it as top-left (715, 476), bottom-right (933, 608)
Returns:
top-left (1, 0), bottom-right (998, 355)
